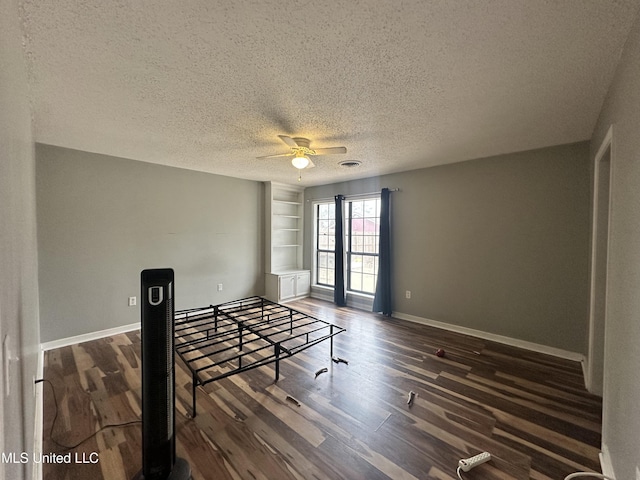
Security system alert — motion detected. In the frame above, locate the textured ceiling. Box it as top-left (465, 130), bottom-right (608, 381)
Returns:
top-left (20, 0), bottom-right (640, 186)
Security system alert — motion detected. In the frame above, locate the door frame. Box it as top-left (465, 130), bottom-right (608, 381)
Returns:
top-left (586, 125), bottom-right (614, 395)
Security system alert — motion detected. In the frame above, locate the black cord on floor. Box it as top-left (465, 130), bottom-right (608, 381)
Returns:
top-left (36, 378), bottom-right (141, 451)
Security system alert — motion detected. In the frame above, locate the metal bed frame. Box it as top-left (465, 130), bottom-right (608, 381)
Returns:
top-left (174, 296), bottom-right (345, 417)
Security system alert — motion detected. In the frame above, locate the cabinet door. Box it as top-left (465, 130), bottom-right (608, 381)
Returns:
top-left (279, 275), bottom-right (296, 300)
top-left (295, 272), bottom-right (310, 297)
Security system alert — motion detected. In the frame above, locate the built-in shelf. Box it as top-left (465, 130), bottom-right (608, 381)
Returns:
top-left (265, 182), bottom-right (309, 303)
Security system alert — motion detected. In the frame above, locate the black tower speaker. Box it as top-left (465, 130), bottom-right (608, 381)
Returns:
top-left (138, 268), bottom-right (190, 480)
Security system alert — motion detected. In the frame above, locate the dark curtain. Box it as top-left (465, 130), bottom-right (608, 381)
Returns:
top-left (333, 195), bottom-right (346, 306)
top-left (373, 188), bottom-right (392, 316)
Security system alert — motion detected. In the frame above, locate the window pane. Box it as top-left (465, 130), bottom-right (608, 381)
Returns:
top-left (319, 204), bottom-right (328, 219)
top-left (364, 199), bottom-right (378, 217)
top-left (352, 234), bottom-right (363, 252)
top-left (350, 254), bottom-right (363, 273)
top-left (317, 251), bottom-right (335, 286)
top-left (318, 268), bottom-right (327, 285)
top-left (362, 274), bottom-right (376, 294)
top-left (351, 218), bottom-right (364, 233)
top-left (350, 273), bottom-right (362, 292)
top-left (351, 200), bottom-right (363, 218)
top-left (363, 217), bottom-right (376, 234)
top-left (363, 255), bottom-right (377, 274)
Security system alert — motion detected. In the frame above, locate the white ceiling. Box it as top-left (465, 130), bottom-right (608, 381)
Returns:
top-left (20, 0), bottom-right (640, 186)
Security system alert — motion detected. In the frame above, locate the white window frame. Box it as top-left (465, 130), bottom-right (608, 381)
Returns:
top-left (312, 194), bottom-right (381, 298)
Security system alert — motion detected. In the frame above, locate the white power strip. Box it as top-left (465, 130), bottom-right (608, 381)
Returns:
top-left (458, 451), bottom-right (491, 472)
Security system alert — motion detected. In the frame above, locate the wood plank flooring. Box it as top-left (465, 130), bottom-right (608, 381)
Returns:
top-left (41, 298), bottom-right (603, 479)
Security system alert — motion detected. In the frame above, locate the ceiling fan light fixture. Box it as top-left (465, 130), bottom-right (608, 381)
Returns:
top-left (291, 155), bottom-right (310, 169)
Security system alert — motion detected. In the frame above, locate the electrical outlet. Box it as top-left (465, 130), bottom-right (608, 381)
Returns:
top-left (217, 283), bottom-right (223, 292)
top-left (405, 290), bottom-right (411, 299)
top-left (128, 296), bottom-right (137, 306)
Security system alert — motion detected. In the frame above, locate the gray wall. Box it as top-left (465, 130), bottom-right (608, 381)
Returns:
top-left (304, 142), bottom-right (591, 353)
top-left (590, 8), bottom-right (640, 479)
top-left (37, 145), bottom-right (264, 343)
top-left (0, 0), bottom-right (41, 478)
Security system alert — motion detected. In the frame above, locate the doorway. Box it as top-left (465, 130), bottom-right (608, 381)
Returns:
top-left (587, 126), bottom-right (613, 396)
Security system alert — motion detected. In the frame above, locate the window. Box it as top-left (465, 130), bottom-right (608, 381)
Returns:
top-left (346, 198), bottom-right (380, 294)
top-left (316, 203), bottom-right (335, 286)
top-left (314, 196), bottom-right (381, 295)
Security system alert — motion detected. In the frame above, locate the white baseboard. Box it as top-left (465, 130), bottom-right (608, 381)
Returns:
top-left (308, 290), bottom-right (584, 363)
top-left (582, 356), bottom-right (591, 392)
top-left (40, 323), bottom-right (139, 352)
top-left (600, 444), bottom-right (616, 479)
top-left (35, 324), bottom-right (138, 479)
top-left (392, 311), bottom-right (585, 363)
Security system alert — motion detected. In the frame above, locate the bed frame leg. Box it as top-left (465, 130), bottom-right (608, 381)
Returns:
top-left (274, 343), bottom-right (280, 382)
top-left (330, 325), bottom-right (334, 358)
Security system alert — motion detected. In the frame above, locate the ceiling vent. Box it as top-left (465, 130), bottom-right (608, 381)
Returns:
top-left (339, 160), bottom-right (361, 168)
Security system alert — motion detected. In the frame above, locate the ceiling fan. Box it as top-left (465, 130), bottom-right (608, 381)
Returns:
top-left (257, 135), bottom-right (347, 171)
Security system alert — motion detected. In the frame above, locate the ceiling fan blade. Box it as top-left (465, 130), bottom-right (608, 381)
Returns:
top-left (312, 146), bottom-right (347, 155)
top-left (278, 135), bottom-right (299, 147)
top-left (256, 152), bottom-right (294, 159)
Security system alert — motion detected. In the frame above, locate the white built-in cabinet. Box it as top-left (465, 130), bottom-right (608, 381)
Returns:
top-left (270, 271), bottom-right (311, 302)
top-left (264, 182), bottom-right (310, 303)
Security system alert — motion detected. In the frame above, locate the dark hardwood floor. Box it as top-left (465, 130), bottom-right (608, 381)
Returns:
top-left (41, 298), bottom-right (603, 479)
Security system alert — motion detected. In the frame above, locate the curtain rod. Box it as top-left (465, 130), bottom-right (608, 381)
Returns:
top-left (343, 188), bottom-right (400, 197)
top-left (306, 189), bottom-right (400, 203)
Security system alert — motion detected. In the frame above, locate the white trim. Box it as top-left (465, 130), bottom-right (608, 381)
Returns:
top-left (311, 285), bottom-right (334, 302)
top-left (393, 311), bottom-right (585, 362)
top-left (310, 286), bottom-right (374, 311)
top-left (586, 124), bottom-right (614, 395)
top-left (310, 193), bottom-right (381, 289)
top-left (40, 323), bottom-right (139, 352)
top-left (307, 294), bottom-right (584, 362)
top-left (599, 443), bottom-right (616, 479)
top-left (36, 325), bottom-right (139, 480)
top-left (594, 125), bottom-right (614, 165)
top-left (32, 348), bottom-right (44, 480)
top-left (581, 357), bottom-right (589, 390)
top-left (346, 291), bottom-right (374, 311)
